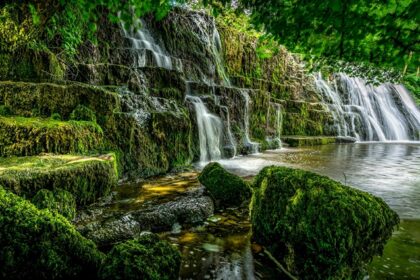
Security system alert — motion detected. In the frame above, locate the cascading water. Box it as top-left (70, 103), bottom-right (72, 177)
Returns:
top-left (240, 89), bottom-right (259, 153)
top-left (315, 73), bottom-right (420, 141)
top-left (122, 18), bottom-right (173, 69)
top-left (186, 95), bottom-right (223, 162)
top-left (274, 103), bottom-right (283, 148)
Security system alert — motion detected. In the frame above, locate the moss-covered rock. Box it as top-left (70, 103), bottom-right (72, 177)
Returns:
top-left (98, 233), bottom-right (181, 280)
top-left (281, 136), bottom-right (337, 147)
top-left (70, 105), bottom-right (97, 122)
top-left (198, 162), bottom-right (251, 207)
top-left (251, 166), bottom-right (400, 279)
top-left (0, 116), bottom-right (104, 156)
top-left (0, 187), bottom-right (104, 279)
top-left (31, 188), bottom-right (77, 220)
top-left (0, 154), bottom-right (118, 205)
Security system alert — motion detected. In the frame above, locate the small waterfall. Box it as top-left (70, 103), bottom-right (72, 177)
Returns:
top-left (275, 104), bottom-right (283, 148)
top-left (315, 73), bottom-right (420, 141)
top-left (122, 18), bottom-right (173, 70)
top-left (240, 89), bottom-right (259, 153)
top-left (186, 94), bottom-right (223, 162)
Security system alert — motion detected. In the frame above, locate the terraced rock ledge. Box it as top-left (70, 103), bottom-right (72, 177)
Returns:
top-left (0, 154), bottom-right (118, 205)
top-left (281, 136), bottom-right (356, 147)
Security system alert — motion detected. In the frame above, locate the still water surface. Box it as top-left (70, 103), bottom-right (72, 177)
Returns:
top-left (112, 143), bottom-right (420, 279)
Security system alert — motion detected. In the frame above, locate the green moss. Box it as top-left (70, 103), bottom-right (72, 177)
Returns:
top-left (0, 116), bottom-right (103, 157)
top-left (281, 136), bottom-right (337, 147)
top-left (0, 153), bottom-right (118, 205)
top-left (251, 166), bottom-right (400, 279)
top-left (0, 187), bottom-right (104, 279)
top-left (50, 112), bottom-right (61, 120)
top-left (0, 105), bottom-right (12, 116)
top-left (98, 233), bottom-right (181, 280)
top-left (198, 162), bottom-right (251, 208)
top-left (70, 105), bottom-right (97, 122)
top-left (31, 188), bottom-right (77, 220)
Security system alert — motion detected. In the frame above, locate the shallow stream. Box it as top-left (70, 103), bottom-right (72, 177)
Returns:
top-left (106, 143), bottom-right (420, 279)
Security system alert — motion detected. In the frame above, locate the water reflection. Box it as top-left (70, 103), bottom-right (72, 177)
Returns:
top-left (213, 143), bottom-right (420, 219)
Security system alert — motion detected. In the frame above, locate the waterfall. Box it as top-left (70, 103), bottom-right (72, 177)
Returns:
top-left (240, 89), bottom-right (259, 153)
top-left (186, 95), bottom-right (223, 162)
top-left (275, 104), bottom-right (283, 148)
top-left (122, 18), bottom-right (173, 70)
top-left (315, 73), bottom-right (420, 141)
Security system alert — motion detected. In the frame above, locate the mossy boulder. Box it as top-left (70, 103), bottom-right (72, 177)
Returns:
top-left (0, 154), bottom-right (118, 205)
top-left (251, 166), bottom-right (400, 279)
top-left (98, 233), bottom-right (181, 280)
top-left (198, 162), bottom-right (251, 207)
top-left (0, 116), bottom-right (104, 157)
top-left (0, 187), bottom-right (104, 279)
top-left (31, 188), bottom-right (77, 220)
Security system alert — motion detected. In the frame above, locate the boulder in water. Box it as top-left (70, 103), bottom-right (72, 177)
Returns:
top-left (251, 166), bottom-right (399, 279)
top-left (198, 162), bottom-right (251, 207)
top-left (98, 232), bottom-right (181, 280)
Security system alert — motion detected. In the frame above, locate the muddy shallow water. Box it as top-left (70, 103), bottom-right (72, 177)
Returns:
top-left (103, 143), bottom-right (420, 279)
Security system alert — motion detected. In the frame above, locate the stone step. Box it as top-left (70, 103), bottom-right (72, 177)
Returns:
top-left (0, 116), bottom-right (104, 157)
top-left (281, 136), bottom-right (343, 147)
top-left (0, 153), bottom-right (118, 205)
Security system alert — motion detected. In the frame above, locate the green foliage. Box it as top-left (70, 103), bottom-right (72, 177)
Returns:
top-left (70, 105), bottom-right (97, 122)
top-left (0, 187), bottom-right (104, 279)
top-left (0, 105), bottom-right (12, 116)
top-left (1, 0), bottom-right (180, 59)
top-left (98, 233), bottom-right (181, 280)
top-left (198, 162), bottom-right (251, 207)
top-left (403, 73), bottom-right (420, 104)
top-left (31, 188), bottom-right (76, 220)
top-left (213, 0), bottom-right (418, 73)
top-left (251, 166), bottom-right (400, 279)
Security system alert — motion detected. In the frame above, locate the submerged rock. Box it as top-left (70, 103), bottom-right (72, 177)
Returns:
top-left (0, 188), bottom-right (104, 279)
top-left (77, 187), bottom-right (214, 246)
top-left (251, 166), bottom-right (399, 279)
top-left (198, 162), bottom-right (251, 208)
top-left (98, 232), bottom-right (181, 280)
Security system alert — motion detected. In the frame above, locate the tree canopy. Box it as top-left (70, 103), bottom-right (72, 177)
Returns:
top-left (211, 0), bottom-right (419, 72)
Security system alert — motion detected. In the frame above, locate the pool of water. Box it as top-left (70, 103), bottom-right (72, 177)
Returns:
top-left (109, 143), bottom-right (420, 279)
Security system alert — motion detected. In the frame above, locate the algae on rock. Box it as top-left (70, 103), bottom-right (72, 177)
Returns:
top-left (0, 187), bottom-right (104, 280)
top-left (98, 233), bottom-right (181, 280)
top-left (0, 154), bottom-right (118, 205)
top-left (251, 166), bottom-right (400, 279)
top-left (31, 188), bottom-right (77, 220)
top-left (198, 162), bottom-right (251, 207)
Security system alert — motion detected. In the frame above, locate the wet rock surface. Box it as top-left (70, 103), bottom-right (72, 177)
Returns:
top-left (75, 173), bottom-right (214, 246)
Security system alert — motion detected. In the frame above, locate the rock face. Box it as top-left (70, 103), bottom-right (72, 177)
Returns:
top-left (0, 188), bottom-right (104, 279)
top-left (198, 162), bottom-right (251, 207)
top-left (77, 187), bottom-right (214, 246)
top-left (251, 166), bottom-right (399, 279)
top-left (0, 5), bottom-right (338, 179)
top-left (98, 233), bottom-right (181, 280)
